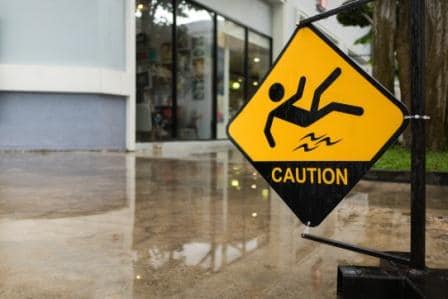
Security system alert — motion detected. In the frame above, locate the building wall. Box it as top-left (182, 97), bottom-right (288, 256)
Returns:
top-left (294, 0), bottom-right (370, 57)
top-left (0, 0), bottom-right (133, 150)
top-left (271, 0), bottom-right (371, 61)
top-left (195, 0), bottom-right (272, 36)
top-left (0, 0), bottom-right (370, 150)
top-left (0, 0), bottom-right (126, 69)
top-left (0, 92), bottom-right (126, 150)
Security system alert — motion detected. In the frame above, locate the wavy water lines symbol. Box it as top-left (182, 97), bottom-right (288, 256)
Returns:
top-left (293, 132), bottom-right (342, 152)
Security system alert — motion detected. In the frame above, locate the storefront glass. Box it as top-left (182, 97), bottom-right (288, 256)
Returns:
top-left (248, 32), bottom-right (271, 99)
top-left (135, 0), bottom-right (271, 142)
top-left (216, 17), bottom-right (245, 139)
top-left (136, 0), bottom-right (174, 142)
top-left (176, 1), bottom-right (214, 140)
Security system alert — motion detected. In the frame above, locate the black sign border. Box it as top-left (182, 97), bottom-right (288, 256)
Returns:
top-left (226, 24), bottom-right (410, 225)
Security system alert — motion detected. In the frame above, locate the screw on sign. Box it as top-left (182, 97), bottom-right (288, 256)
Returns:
top-left (227, 25), bottom-right (409, 226)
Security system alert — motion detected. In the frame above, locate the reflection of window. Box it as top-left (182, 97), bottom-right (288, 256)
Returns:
top-left (133, 154), bottom-right (271, 276)
top-left (216, 17), bottom-right (245, 139)
top-left (248, 32), bottom-right (271, 99)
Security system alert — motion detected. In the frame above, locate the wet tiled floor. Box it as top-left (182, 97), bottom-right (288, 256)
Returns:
top-left (0, 150), bottom-right (447, 298)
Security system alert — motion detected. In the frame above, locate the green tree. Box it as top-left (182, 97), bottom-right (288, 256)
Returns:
top-left (337, 0), bottom-right (448, 150)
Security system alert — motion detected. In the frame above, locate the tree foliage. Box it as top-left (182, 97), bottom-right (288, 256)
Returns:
top-left (337, 1), bottom-right (373, 48)
top-left (337, 0), bottom-right (448, 150)
top-left (336, 1), bottom-right (373, 27)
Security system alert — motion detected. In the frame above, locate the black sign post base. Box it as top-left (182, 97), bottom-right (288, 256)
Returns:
top-left (301, 231), bottom-right (448, 297)
top-left (336, 1), bottom-right (448, 298)
top-left (337, 254), bottom-right (448, 299)
top-left (300, 3), bottom-right (448, 299)
top-left (301, 232), bottom-right (448, 298)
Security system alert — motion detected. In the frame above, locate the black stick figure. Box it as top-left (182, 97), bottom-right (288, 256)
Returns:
top-left (264, 67), bottom-right (364, 148)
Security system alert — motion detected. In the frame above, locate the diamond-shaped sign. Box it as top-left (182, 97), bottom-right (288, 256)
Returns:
top-left (227, 25), bottom-right (409, 226)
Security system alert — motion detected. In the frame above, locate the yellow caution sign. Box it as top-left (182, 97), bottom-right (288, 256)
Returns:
top-left (227, 25), bottom-right (409, 226)
top-left (228, 26), bottom-right (407, 162)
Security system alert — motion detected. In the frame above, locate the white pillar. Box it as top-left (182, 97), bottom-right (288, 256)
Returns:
top-left (271, 1), bottom-right (297, 59)
top-left (126, 0), bottom-right (136, 151)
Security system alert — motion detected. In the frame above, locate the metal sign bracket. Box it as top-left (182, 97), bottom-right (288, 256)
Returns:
top-left (297, 0), bottom-right (375, 27)
top-left (404, 114), bottom-right (431, 120)
top-left (301, 230), bottom-right (410, 265)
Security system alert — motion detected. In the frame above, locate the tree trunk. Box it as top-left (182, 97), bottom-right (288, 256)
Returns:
top-left (395, 0), bottom-right (412, 147)
top-left (372, 0), bottom-right (397, 93)
top-left (424, 0), bottom-right (448, 150)
top-left (395, 0), bottom-right (448, 150)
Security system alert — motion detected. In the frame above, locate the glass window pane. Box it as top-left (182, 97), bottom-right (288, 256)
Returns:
top-left (136, 0), bottom-right (174, 142)
top-left (216, 17), bottom-right (245, 139)
top-left (176, 1), bottom-right (214, 140)
top-left (248, 32), bottom-right (271, 99)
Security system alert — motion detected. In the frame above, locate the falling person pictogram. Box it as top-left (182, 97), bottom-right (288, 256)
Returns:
top-left (264, 67), bottom-right (364, 148)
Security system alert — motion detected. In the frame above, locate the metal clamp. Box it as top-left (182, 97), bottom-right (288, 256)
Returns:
top-left (404, 114), bottom-right (431, 120)
top-left (302, 221), bottom-right (311, 235)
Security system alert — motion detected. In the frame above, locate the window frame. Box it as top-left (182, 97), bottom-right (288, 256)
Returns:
top-left (137, 0), bottom-right (273, 141)
top-left (183, 0), bottom-right (272, 140)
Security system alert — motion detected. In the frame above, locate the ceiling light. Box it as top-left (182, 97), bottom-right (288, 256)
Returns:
top-left (253, 57), bottom-right (260, 63)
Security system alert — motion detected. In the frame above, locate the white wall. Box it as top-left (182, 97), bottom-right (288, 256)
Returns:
top-left (195, 0), bottom-right (272, 36)
top-left (272, 0), bottom-right (371, 61)
top-left (0, 0), bottom-right (126, 69)
top-left (0, 0), bottom-right (135, 150)
top-left (295, 0), bottom-right (370, 57)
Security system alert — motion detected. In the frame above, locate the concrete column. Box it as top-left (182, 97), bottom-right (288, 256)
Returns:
top-left (271, 1), bottom-right (297, 59)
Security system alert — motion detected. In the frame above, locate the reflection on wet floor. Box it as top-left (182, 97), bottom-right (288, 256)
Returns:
top-left (0, 150), bottom-right (447, 298)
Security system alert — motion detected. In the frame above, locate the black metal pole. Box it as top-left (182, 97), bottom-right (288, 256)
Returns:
top-left (212, 13), bottom-right (218, 139)
top-left (410, 0), bottom-right (426, 270)
top-left (244, 28), bottom-right (249, 102)
top-left (172, 0), bottom-right (178, 138)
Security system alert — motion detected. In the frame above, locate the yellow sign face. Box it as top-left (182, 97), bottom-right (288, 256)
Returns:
top-left (227, 25), bottom-right (409, 226)
top-left (228, 26), bottom-right (407, 162)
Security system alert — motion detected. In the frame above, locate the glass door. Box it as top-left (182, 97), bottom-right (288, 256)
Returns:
top-left (136, 0), bottom-right (174, 142)
top-left (176, 1), bottom-right (214, 140)
top-left (216, 17), bottom-right (245, 139)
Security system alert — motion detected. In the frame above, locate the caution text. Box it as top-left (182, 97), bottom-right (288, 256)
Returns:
top-left (271, 167), bottom-right (348, 185)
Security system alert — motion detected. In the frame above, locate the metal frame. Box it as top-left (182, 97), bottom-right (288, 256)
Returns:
top-left (302, 233), bottom-right (410, 265)
top-left (172, 0), bottom-right (178, 139)
top-left (336, 2), bottom-right (448, 296)
top-left (295, 0), bottom-right (428, 272)
top-left (155, 0), bottom-right (273, 142)
top-left (211, 13), bottom-right (218, 139)
top-left (243, 28), bottom-right (249, 102)
top-left (410, 0), bottom-right (426, 270)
